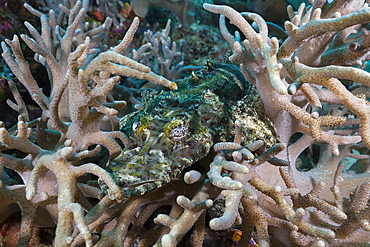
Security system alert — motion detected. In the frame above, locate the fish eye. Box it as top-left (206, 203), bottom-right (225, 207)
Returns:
top-left (169, 124), bottom-right (189, 142)
top-left (132, 121), bottom-right (140, 132)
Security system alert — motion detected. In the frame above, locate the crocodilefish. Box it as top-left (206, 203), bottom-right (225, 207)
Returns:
top-left (102, 61), bottom-right (278, 198)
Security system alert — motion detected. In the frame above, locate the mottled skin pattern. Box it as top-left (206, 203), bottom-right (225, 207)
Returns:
top-left (105, 62), bottom-right (278, 198)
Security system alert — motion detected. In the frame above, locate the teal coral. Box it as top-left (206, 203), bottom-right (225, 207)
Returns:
top-left (106, 62), bottom-right (278, 197)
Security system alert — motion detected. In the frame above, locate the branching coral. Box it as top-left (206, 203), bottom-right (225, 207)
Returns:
top-left (141, 19), bottom-right (185, 81)
top-left (1, 0), bottom-right (370, 246)
top-left (0, 0), bottom-right (175, 245)
top-left (203, 0), bottom-right (370, 245)
top-left (206, 0), bottom-right (363, 194)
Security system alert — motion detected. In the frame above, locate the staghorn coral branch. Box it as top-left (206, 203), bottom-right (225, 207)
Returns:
top-left (0, 185), bottom-right (40, 246)
top-left (22, 20), bottom-right (59, 77)
top-left (283, 59), bottom-right (370, 149)
top-left (5, 79), bottom-right (30, 122)
top-left (0, 118), bottom-right (41, 155)
top-left (123, 202), bottom-right (162, 246)
top-left (155, 174), bottom-right (217, 247)
top-left (2, 36), bottom-right (48, 104)
top-left (279, 6), bottom-right (370, 59)
top-left (24, 144), bottom-right (123, 246)
top-left (277, 98), bottom-right (345, 135)
top-left (203, 4), bottom-right (259, 52)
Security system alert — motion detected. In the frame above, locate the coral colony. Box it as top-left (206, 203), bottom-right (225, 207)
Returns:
top-left (1, 0), bottom-right (370, 246)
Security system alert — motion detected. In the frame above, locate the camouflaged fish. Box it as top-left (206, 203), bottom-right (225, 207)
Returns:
top-left (103, 61), bottom-right (278, 198)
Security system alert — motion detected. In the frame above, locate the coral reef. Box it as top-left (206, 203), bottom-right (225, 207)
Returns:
top-left (1, 0), bottom-right (370, 246)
